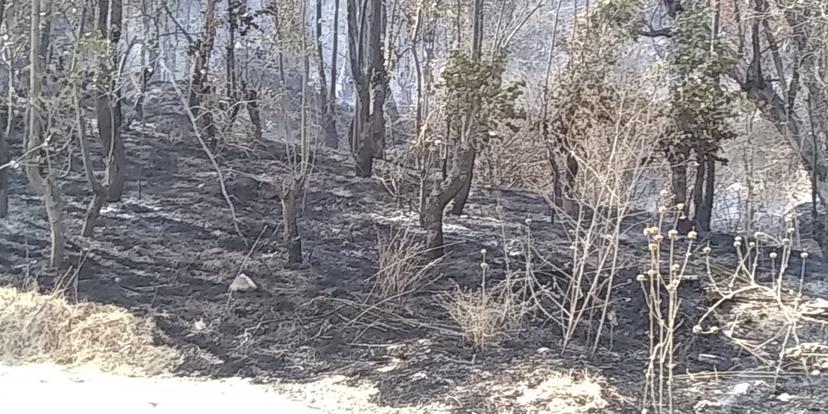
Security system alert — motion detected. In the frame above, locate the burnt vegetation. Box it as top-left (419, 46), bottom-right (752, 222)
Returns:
top-left (1, 0), bottom-right (828, 413)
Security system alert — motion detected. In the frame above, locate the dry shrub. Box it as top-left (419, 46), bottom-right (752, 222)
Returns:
top-left (0, 287), bottom-right (180, 375)
top-left (638, 211), bottom-right (828, 414)
top-left (443, 261), bottom-right (533, 350)
top-left (545, 72), bottom-right (665, 354)
top-left (694, 225), bottom-right (828, 378)
top-left (371, 228), bottom-right (438, 305)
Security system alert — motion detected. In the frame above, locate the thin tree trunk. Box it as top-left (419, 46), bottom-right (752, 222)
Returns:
top-left (330, 0), bottom-right (341, 104)
top-left (364, 0), bottom-right (386, 162)
top-left (95, 0), bottom-right (126, 202)
top-left (73, 6), bottom-right (110, 237)
top-left (448, 0), bottom-right (483, 215)
top-left (0, 129), bottom-right (7, 218)
top-left (281, 184), bottom-right (302, 264)
top-left (28, 0), bottom-right (64, 269)
top-left (347, 0), bottom-right (367, 170)
top-left (222, 0), bottom-right (241, 136)
top-left (422, 141), bottom-right (476, 258)
top-left (317, 0), bottom-right (338, 148)
top-left (691, 149), bottom-right (706, 232)
top-left (450, 149), bottom-right (475, 215)
top-left (0, 0), bottom-right (8, 218)
top-left (189, 0), bottom-right (219, 146)
top-left (134, 0), bottom-right (160, 119)
top-left (245, 86), bottom-right (263, 141)
top-left (698, 154), bottom-right (715, 232)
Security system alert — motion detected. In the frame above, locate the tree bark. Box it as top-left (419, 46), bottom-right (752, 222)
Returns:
top-left (95, 0), bottom-right (126, 202)
top-left (28, 0), bottom-right (64, 269)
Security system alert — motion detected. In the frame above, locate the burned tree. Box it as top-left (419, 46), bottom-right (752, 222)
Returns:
top-left (420, 54), bottom-right (522, 257)
top-left (347, 0), bottom-right (386, 177)
top-left (93, 0), bottom-right (126, 203)
top-left (279, 1), bottom-right (315, 265)
top-left (317, 0), bottom-right (339, 148)
top-left (27, 0), bottom-right (64, 268)
top-left (188, 0), bottom-right (219, 145)
top-left (662, 0), bottom-right (734, 232)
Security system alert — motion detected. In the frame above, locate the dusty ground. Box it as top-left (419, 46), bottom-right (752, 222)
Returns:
top-left (0, 363), bottom-right (327, 414)
top-left (1, 86), bottom-right (827, 413)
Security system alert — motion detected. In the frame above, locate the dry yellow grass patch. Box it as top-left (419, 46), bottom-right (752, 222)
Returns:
top-left (0, 287), bottom-right (179, 375)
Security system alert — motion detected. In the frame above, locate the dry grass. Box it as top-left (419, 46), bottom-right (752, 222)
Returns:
top-left (0, 287), bottom-right (180, 375)
top-left (371, 228), bottom-right (438, 306)
top-left (443, 272), bottom-right (532, 350)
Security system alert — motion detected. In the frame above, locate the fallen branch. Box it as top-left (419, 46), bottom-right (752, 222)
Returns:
top-left (158, 60), bottom-right (246, 242)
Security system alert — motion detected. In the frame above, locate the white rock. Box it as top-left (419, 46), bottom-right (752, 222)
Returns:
top-left (229, 273), bottom-right (258, 293)
top-left (776, 393), bottom-right (794, 402)
top-left (730, 382), bottom-right (750, 395)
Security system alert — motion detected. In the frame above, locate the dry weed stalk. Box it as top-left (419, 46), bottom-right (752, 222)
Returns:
top-left (640, 211), bottom-right (828, 414)
top-left (638, 200), bottom-right (695, 414)
top-left (694, 221), bottom-right (828, 386)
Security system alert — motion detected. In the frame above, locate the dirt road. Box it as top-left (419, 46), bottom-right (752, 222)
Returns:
top-left (0, 363), bottom-right (325, 414)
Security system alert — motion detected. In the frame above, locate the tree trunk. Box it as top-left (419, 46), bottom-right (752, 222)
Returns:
top-left (450, 149), bottom-right (475, 215)
top-left (0, 0), bottom-right (7, 218)
top-left (222, 0), bottom-right (240, 135)
top-left (134, 0), bottom-right (160, 119)
top-left (0, 130), bottom-right (7, 218)
top-left (421, 201), bottom-right (444, 258)
top-left (348, 0), bottom-right (385, 176)
top-left (691, 149), bottom-right (706, 231)
top-left (245, 86), bottom-right (263, 141)
top-left (281, 182), bottom-right (302, 265)
top-left (28, 0), bottom-right (64, 269)
top-left (365, 0), bottom-right (386, 160)
top-left (347, 0), bottom-right (367, 169)
top-left (698, 154), bottom-right (715, 232)
top-left (317, 0), bottom-right (338, 148)
top-left (189, 0), bottom-right (219, 146)
top-left (95, 0), bottom-right (125, 203)
top-left (422, 140), bottom-right (476, 258)
top-left (447, 0), bottom-right (483, 216)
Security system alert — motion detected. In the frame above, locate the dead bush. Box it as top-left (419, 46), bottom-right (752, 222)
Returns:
top-left (0, 287), bottom-right (180, 375)
top-left (443, 280), bottom-right (532, 350)
top-left (370, 228), bottom-right (438, 306)
top-left (443, 253), bottom-right (534, 350)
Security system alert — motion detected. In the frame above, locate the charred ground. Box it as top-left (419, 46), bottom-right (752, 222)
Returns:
top-left (1, 88), bottom-right (827, 414)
